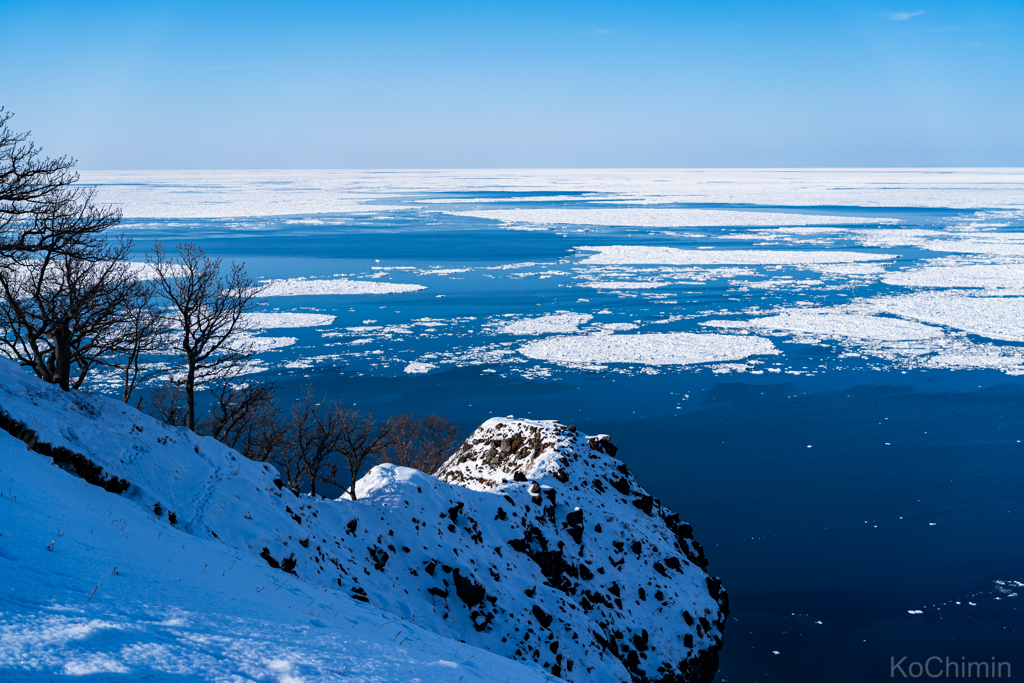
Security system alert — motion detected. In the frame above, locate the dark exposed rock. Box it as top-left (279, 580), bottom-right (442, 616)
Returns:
top-left (632, 495), bottom-right (654, 515)
top-left (0, 410), bottom-right (130, 494)
top-left (259, 547), bottom-right (280, 569)
top-left (453, 569), bottom-right (486, 606)
top-left (368, 546), bottom-right (389, 572)
top-left (610, 477), bottom-right (632, 495)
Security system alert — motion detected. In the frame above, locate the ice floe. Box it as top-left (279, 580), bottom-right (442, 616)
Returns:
top-left (244, 312), bottom-right (337, 328)
top-left (518, 332), bottom-right (778, 367)
top-left (578, 281), bottom-right (671, 289)
top-left (81, 169), bottom-right (1024, 219)
top-left (704, 311), bottom-right (944, 341)
top-left (241, 336), bottom-right (298, 353)
top-left (490, 313), bottom-right (593, 335)
top-left (576, 245), bottom-right (898, 266)
top-left (884, 263), bottom-right (1024, 292)
top-left (404, 361), bottom-right (437, 374)
top-left (260, 278), bottom-right (426, 297)
top-left (863, 292), bottom-right (1024, 342)
top-left (449, 207), bottom-right (899, 228)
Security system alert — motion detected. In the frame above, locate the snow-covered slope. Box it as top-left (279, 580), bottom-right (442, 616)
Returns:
top-left (0, 359), bottom-right (725, 682)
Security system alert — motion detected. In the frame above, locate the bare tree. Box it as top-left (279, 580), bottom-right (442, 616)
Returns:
top-left (0, 234), bottom-right (147, 391)
top-left (149, 380), bottom-right (187, 427)
top-left (148, 241), bottom-right (262, 430)
top-left (0, 110), bottom-right (138, 392)
top-left (240, 411), bottom-right (288, 466)
top-left (333, 408), bottom-right (392, 500)
top-left (198, 377), bottom-right (281, 460)
top-left (99, 278), bottom-right (171, 403)
top-left (265, 388), bottom-right (347, 497)
top-left (273, 438), bottom-right (306, 495)
top-left (382, 413), bottom-right (461, 475)
top-left (0, 109), bottom-right (115, 259)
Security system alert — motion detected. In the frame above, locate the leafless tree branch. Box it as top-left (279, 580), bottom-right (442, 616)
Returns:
top-left (148, 241), bottom-right (263, 429)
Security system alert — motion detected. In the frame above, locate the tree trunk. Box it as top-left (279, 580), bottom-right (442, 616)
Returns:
top-left (309, 476), bottom-right (317, 498)
top-left (185, 365), bottom-right (196, 430)
top-left (53, 327), bottom-right (72, 391)
top-left (349, 467), bottom-right (358, 501)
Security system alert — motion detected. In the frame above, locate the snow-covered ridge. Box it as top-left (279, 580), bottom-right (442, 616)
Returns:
top-left (0, 360), bottom-right (725, 683)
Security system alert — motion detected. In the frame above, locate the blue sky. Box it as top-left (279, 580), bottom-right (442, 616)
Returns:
top-left (2, 0), bottom-right (1021, 168)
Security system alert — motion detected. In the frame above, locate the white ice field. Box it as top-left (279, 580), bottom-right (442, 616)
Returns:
top-left (79, 169), bottom-right (1024, 381)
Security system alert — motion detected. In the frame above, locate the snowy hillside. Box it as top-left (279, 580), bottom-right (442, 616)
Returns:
top-left (0, 358), bottom-right (726, 682)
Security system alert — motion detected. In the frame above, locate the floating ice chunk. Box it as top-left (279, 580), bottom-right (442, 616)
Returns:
top-left (884, 263), bottom-right (1024, 291)
top-left (447, 208), bottom-right (899, 228)
top-left (576, 245), bottom-right (898, 266)
top-left (244, 312), bottom-right (336, 328)
top-left (418, 194), bottom-right (595, 204)
top-left (492, 313), bottom-right (593, 335)
top-left (592, 322), bottom-right (639, 332)
top-left (809, 262), bottom-right (888, 276)
top-left (404, 362), bottom-right (437, 374)
top-left (519, 332), bottom-right (778, 367)
top-left (578, 281), bottom-right (670, 289)
top-left (260, 278), bottom-right (426, 297)
top-left (417, 268), bottom-right (472, 275)
top-left (483, 262), bottom-right (545, 270)
top-left (245, 336), bottom-right (297, 353)
top-left (867, 293), bottom-right (1024, 342)
top-left (922, 237), bottom-right (1024, 257)
top-left (712, 363), bottom-right (753, 374)
top-left (922, 343), bottom-right (1024, 374)
top-left (126, 262), bottom-right (187, 280)
top-left (704, 312), bottom-right (944, 341)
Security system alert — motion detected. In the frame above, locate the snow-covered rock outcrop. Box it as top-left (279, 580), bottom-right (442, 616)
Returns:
top-left (0, 359), bottom-right (725, 682)
top-left (434, 420), bottom-right (728, 682)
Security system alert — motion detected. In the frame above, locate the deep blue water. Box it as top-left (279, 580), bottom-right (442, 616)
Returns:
top-left (110, 195), bottom-right (1024, 682)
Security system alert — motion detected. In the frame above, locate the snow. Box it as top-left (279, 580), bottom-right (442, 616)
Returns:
top-left (492, 313), bottom-right (593, 335)
top-left (244, 312), bottom-right (337, 328)
top-left (0, 425), bottom-right (547, 683)
top-left (519, 332), bottom-right (778, 367)
top-left (448, 207), bottom-right (899, 228)
top-left (260, 278), bottom-right (426, 297)
top-left (0, 359), bottom-right (725, 682)
top-left (576, 245), bottom-right (899, 266)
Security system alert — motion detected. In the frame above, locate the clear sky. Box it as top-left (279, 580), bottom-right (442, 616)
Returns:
top-left (2, 0), bottom-right (1022, 169)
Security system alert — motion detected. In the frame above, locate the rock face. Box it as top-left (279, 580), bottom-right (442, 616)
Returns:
top-left (434, 418), bottom-right (728, 683)
top-left (0, 358), bottom-right (725, 683)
